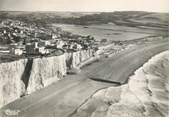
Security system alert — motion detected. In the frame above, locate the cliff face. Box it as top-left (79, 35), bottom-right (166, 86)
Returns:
top-left (0, 49), bottom-right (94, 108)
top-left (26, 54), bottom-right (67, 94)
top-left (66, 49), bottom-right (94, 69)
top-left (0, 55), bottom-right (67, 108)
top-left (0, 59), bottom-right (27, 108)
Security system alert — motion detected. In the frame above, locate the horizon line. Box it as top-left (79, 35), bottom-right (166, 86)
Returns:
top-left (0, 10), bottom-right (168, 13)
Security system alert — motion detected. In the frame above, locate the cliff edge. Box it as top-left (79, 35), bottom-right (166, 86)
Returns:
top-left (0, 49), bottom-right (94, 108)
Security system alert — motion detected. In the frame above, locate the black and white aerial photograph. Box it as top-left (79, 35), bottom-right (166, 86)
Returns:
top-left (0, 0), bottom-right (169, 117)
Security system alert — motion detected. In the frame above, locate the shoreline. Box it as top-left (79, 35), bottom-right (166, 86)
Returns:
top-left (70, 50), bottom-right (169, 117)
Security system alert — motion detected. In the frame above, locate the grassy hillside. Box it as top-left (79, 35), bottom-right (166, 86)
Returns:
top-left (0, 11), bottom-right (168, 27)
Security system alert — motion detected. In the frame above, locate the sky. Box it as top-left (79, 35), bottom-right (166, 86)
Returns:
top-left (0, 0), bottom-right (169, 12)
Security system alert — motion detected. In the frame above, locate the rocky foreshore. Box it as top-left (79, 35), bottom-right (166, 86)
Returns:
top-left (70, 50), bottom-right (169, 117)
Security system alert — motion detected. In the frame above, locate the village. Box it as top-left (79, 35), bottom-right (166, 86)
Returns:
top-left (0, 19), bottom-right (97, 60)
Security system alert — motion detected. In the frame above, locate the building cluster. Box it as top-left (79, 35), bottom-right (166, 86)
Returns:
top-left (1, 19), bottom-right (27, 27)
top-left (0, 26), bottom-right (26, 44)
top-left (9, 36), bottom-right (96, 56)
top-left (0, 19), bottom-right (33, 44)
top-left (0, 19), bottom-right (97, 56)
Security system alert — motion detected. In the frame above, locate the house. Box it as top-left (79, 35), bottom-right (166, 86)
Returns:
top-left (26, 42), bottom-right (38, 55)
top-left (9, 43), bottom-right (23, 55)
top-left (38, 46), bottom-right (50, 54)
top-left (3, 30), bottom-right (7, 34)
top-left (76, 44), bottom-right (82, 50)
top-left (26, 42), bottom-right (49, 55)
top-left (10, 48), bottom-right (23, 55)
top-left (52, 34), bottom-right (60, 39)
top-left (39, 40), bottom-right (51, 46)
top-left (56, 39), bottom-right (65, 49)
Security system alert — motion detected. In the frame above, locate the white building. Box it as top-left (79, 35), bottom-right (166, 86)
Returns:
top-left (9, 44), bottom-right (23, 55)
top-left (10, 48), bottom-right (23, 55)
top-left (76, 44), bottom-right (82, 50)
top-left (52, 34), bottom-right (60, 39)
top-left (39, 40), bottom-right (51, 46)
top-left (56, 40), bottom-right (65, 49)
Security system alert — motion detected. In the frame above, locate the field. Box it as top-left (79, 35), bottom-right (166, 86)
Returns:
top-left (53, 23), bottom-right (165, 41)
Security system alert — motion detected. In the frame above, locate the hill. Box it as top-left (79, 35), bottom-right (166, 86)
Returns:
top-left (0, 11), bottom-right (168, 28)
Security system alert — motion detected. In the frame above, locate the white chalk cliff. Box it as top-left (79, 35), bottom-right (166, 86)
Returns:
top-left (0, 49), bottom-right (94, 108)
top-left (26, 54), bottom-right (67, 94)
top-left (0, 59), bottom-right (27, 108)
top-left (66, 49), bottom-right (94, 69)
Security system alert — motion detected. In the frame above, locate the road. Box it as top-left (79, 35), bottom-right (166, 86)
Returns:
top-left (0, 41), bottom-right (169, 117)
